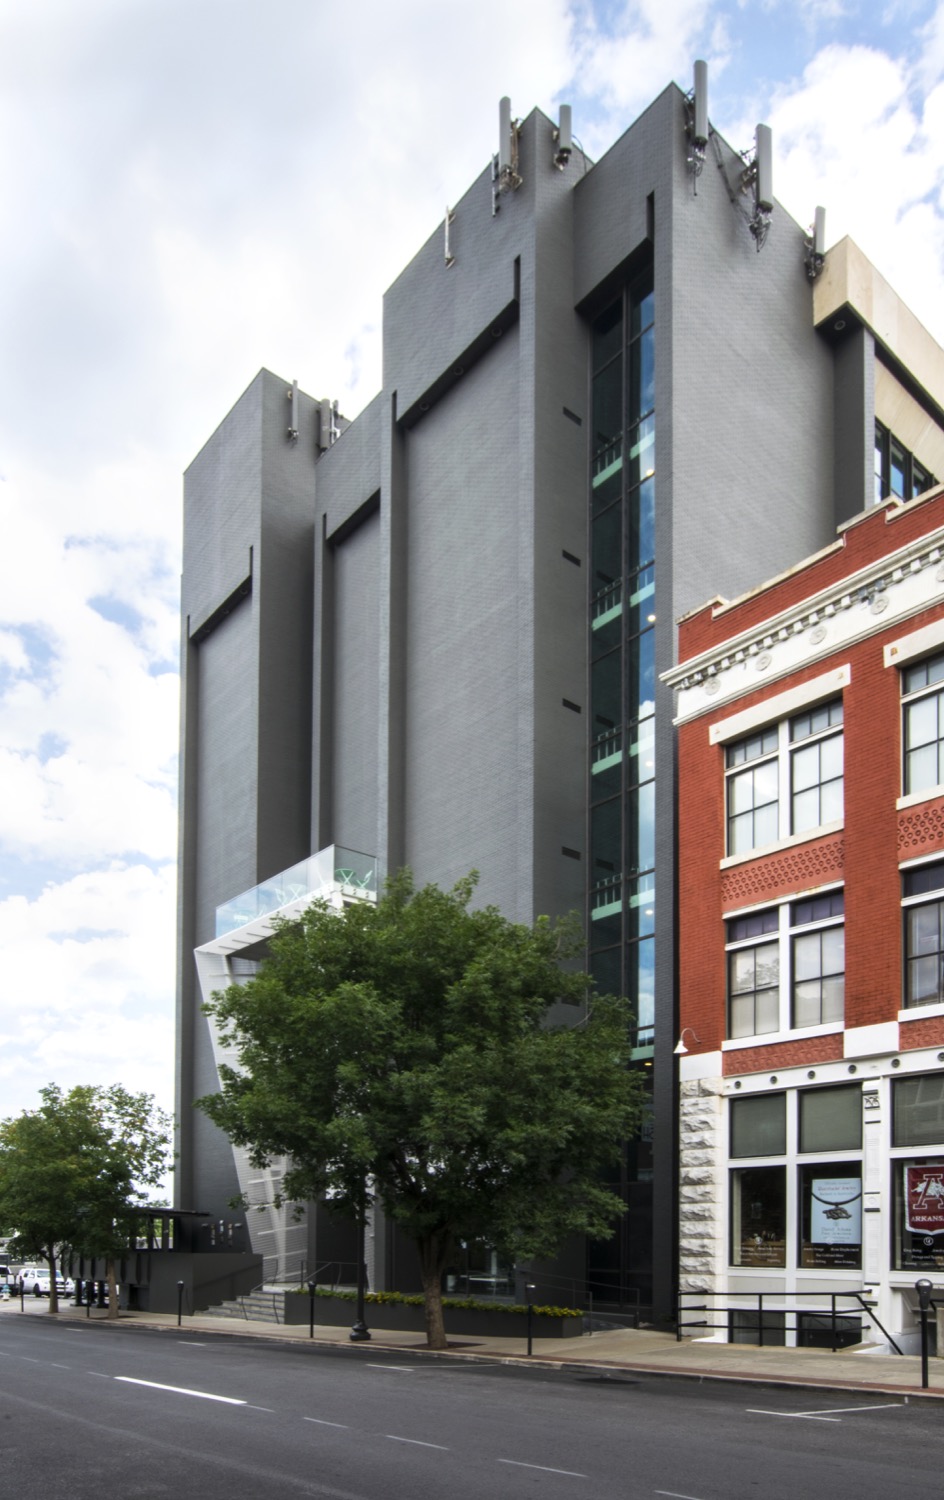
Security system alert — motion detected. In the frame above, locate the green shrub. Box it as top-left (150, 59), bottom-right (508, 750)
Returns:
top-left (291, 1286), bottom-right (582, 1319)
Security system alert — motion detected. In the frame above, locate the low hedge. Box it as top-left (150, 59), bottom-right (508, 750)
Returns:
top-left (294, 1286), bottom-right (582, 1320)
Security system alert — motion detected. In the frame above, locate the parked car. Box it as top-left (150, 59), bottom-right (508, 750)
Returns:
top-left (18, 1267), bottom-right (72, 1297)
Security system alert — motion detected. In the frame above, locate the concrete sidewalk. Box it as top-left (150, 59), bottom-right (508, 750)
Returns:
top-left (7, 1297), bottom-right (944, 1401)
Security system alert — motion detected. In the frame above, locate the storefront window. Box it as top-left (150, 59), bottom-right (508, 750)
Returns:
top-left (730, 1165), bottom-right (785, 1267)
top-left (892, 1158), bottom-right (944, 1270)
top-left (893, 1074), bottom-right (944, 1148)
top-left (730, 1093), bottom-right (785, 1157)
top-left (798, 1084), bottom-right (861, 1153)
top-left (798, 1162), bottom-right (862, 1268)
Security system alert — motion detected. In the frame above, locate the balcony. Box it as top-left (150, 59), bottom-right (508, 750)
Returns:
top-left (215, 846), bottom-right (377, 938)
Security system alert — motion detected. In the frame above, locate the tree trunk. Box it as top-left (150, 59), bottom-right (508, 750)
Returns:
top-left (417, 1235), bottom-right (449, 1350)
top-left (106, 1258), bottom-right (119, 1319)
top-left (46, 1249), bottom-right (58, 1315)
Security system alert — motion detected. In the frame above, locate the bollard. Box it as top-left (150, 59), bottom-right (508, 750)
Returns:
top-left (308, 1279), bottom-right (316, 1340)
top-left (177, 1280), bottom-right (185, 1328)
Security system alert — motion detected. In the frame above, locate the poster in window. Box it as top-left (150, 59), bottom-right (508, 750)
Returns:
top-left (906, 1166), bottom-right (944, 1236)
top-left (810, 1177), bottom-right (862, 1245)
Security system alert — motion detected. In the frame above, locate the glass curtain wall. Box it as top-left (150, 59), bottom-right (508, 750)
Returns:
top-left (589, 267), bottom-right (656, 1051)
top-left (586, 267), bottom-right (655, 1310)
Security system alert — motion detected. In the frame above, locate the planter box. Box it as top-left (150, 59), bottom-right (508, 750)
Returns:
top-left (282, 1292), bottom-right (581, 1339)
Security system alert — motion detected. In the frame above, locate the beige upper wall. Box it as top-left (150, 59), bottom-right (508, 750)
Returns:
top-left (875, 362), bottom-right (944, 480)
top-left (814, 236), bottom-right (944, 419)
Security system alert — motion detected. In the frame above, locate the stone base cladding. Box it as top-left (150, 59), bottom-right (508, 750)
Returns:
top-left (678, 1075), bottom-right (725, 1293)
top-left (900, 1014), bottom-right (944, 1050)
top-left (722, 1033), bottom-right (843, 1075)
top-left (898, 796), bottom-right (944, 861)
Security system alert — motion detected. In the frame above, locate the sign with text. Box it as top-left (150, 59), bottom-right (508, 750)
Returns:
top-left (811, 1177), bottom-right (861, 1245)
top-left (906, 1166), bottom-right (944, 1236)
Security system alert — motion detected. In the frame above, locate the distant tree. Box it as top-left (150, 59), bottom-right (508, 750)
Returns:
top-left (198, 872), bottom-right (644, 1349)
top-left (0, 1085), bottom-right (172, 1316)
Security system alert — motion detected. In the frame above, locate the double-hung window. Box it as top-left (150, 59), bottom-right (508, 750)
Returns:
top-left (727, 892), bottom-right (844, 1039)
top-left (726, 701), bottom-right (843, 857)
top-left (903, 860), bottom-right (944, 1009)
top-left (903, 654), bottom-right (944, 797)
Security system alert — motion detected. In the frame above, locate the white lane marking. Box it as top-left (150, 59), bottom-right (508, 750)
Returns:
top-left (367, 1363), bottom-right (415, 1372)
top-left (748, 1400), bottom-right (903, 1421)
top-left (21, 1357), bottom-right (40, 1362)
top-left (87, 1372), bottom-right (109, 1378)
top-left (498, 1459), bottom-right (587, 1478)
top-left (385, 1435), bottom-right (449, 1450)
top-left (304, 1417), bottom-right (351, 1429)
top-left (655, 1492), bottom-right (707, 1500)
top-left (50, 1363), bottom-right (70, 1369)
top-left (178, 1341), bottom-right (207, 1346)
top-left (747, 1409), bottom-right (840, 1423)
top-left (115, 1376), bottom-right (246, 1406)
top-left (246, 1405), bottom-right (275, 1412)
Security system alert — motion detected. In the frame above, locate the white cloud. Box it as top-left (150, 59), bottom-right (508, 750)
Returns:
top-left (0, 862), bottom-right (176, 1121)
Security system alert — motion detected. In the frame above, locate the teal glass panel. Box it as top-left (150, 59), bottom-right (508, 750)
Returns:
top-left (628, 872), bottom-right (655, 939)
top-left (629, 475), bottom-right (655, 570)
top-left (592, 363), bottom-right (622, 466)
top-left (590, 908), bottom-right (622, 947)
top-left (591, 946), bottom-right (623, 996)
top-left (627, 629), bottom-right (655, 723)
top-left (630, 272), bottom-right (654, 337)
top-left (625, 565), bottom-right (655, 635)
top-left (628, 716), bottom-right (655, 787)
top-left (592, 649), bottom-right (621, 736)
top-left (628, 414), bottom-right (655, 486)
top-left (593, 302), bottom-right (622, 373)
top-left (629, 937), bottom-right (655, 1040)
top-left (592, 727), bottom-right (622, 804)
top-left (592, 463), bottom-right (622, 513)
top-left (628, 779), bottom-right (655, 874)
top-left (629, 323), bottom-right (655, 422)
top-left (592, 502), bottom-right (621, 596)
top-left (591, 606), bottom-right (622, 658)
top-left (591, 796), bottom-right (621, 883)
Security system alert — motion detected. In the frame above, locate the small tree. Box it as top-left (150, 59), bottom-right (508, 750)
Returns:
top-left (0, 1085), bottom-right (172, 1316)
top-left (199, 872), bottom-right (644, 1349)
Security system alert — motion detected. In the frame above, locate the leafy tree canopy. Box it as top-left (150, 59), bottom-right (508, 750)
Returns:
top-left (198, 872), bottom-right (644, 1348)
top-left (0, 1084), bottom-right (172, 1315)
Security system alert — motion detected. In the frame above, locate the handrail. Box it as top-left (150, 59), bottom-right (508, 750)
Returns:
top-left (677, 1287), bottom-right (900, 1353)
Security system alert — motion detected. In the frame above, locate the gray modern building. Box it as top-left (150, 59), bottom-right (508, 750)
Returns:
top-left (176, 68), bottom-right (944, 1319)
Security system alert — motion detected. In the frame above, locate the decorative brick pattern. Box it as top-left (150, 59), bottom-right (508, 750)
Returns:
top-left (721, 835), bottom-right (844, 909)
top-left (898, 797), bottom-right (944, 860)
top-left (722, 1033), bottom-right (844, 1075)
top-left (899, 1014), bottom-right (944, 1050)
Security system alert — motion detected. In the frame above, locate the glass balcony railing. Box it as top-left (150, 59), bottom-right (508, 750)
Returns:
top-left (215, 845), bottom-right (378, 938)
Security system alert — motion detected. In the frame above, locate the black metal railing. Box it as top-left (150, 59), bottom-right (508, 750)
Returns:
top-left (677, 1287), bottom-right (903, 1355)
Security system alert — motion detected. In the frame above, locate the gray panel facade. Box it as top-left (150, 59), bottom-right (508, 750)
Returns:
top-left (177, 78), bottom-right (935, 1315)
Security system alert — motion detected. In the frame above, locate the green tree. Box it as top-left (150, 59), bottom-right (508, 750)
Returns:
top-left (198, 872), bottom-right (644, 1349)
top-left (0, 1085), bottom-right (172, 1316)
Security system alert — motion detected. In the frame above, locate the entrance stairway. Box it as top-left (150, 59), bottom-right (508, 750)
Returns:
top-left (201, 1288), bottom-right (286, 1323)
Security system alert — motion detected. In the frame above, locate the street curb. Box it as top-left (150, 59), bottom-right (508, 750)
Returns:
top-left (58, 1311), bottom-right (944, 1403)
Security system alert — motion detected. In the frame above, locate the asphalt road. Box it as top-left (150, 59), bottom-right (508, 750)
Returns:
top-left (1, 1317), bottom-right (942, 1498)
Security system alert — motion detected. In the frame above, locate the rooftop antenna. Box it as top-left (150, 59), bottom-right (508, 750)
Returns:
top-left (805, 205), bottom-right (827, 280)
top-left (553, 104), bottom-right (572, 169)
top-left (741, 123), bottom-right (773, 250)
top-left (492, 96), bottom-right (522, 214)
top-left (685, 60), bottom-right (709, 190)
top-left (286, 379), bottom-right (299, 443)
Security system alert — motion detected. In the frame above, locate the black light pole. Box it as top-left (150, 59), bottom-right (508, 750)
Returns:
top-left (308, 1278), bottom-right (316, 1340)
top-left (526, 1283), bottom-right (535, 1357)
top-left (350, 1207), bottom-right (371, 1343)
top-left (176, 1279), bottom-right (185, 1328)
top-left (916, 1278), bottom-right (934, 1389)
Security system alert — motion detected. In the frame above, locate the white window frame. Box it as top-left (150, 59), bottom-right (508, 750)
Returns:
top-left (901, 652), bottom-right (944, 801)
top-left (901, 858), bottom-right (944, 1015)
top-left (724, 887), bottom-right (845, 1046)
top-left (724, 701), bottom-right (844, 860)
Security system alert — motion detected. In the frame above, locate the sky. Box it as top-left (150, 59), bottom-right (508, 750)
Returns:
top-left (0, 0), bottom-right (942, 1140)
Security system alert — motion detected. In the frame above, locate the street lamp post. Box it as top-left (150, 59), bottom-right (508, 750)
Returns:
top-left (308, 1278), bottom-right (316, 1339)
top-left (526, 1283), bottom-right (536, 1357)
top-left (350, 1208), bottom-right (371, 1343)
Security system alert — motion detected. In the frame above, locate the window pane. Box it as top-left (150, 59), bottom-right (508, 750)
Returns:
top-left (630, 476), bottom-right (655, 570)
top-left (592, 301), bottom-right (622, 372)
top-left (799, 1085), bottom-right (861, 1152)
top-left (906, 902), bottom-right (944, 1008)
top-left (592, 650), bottom-right (621, 734)
top-left (627, 630), bottom-right (655, 722)
top-left (892, 1159), bottom-right (944, 1270)
top-left (730, 1165), bottom-right (786, 1266)
top-left (893, 1075), bottom-right (944, 1148)
top-left (731, 1093), bottom-right (786, 1156)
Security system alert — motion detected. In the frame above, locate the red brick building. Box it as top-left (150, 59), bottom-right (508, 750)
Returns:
top-left (666, 483), bottom-right (944, 1349)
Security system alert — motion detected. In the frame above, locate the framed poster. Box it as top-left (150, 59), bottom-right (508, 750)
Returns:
top-left (906, 1166), bottom-right (944, 1236)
